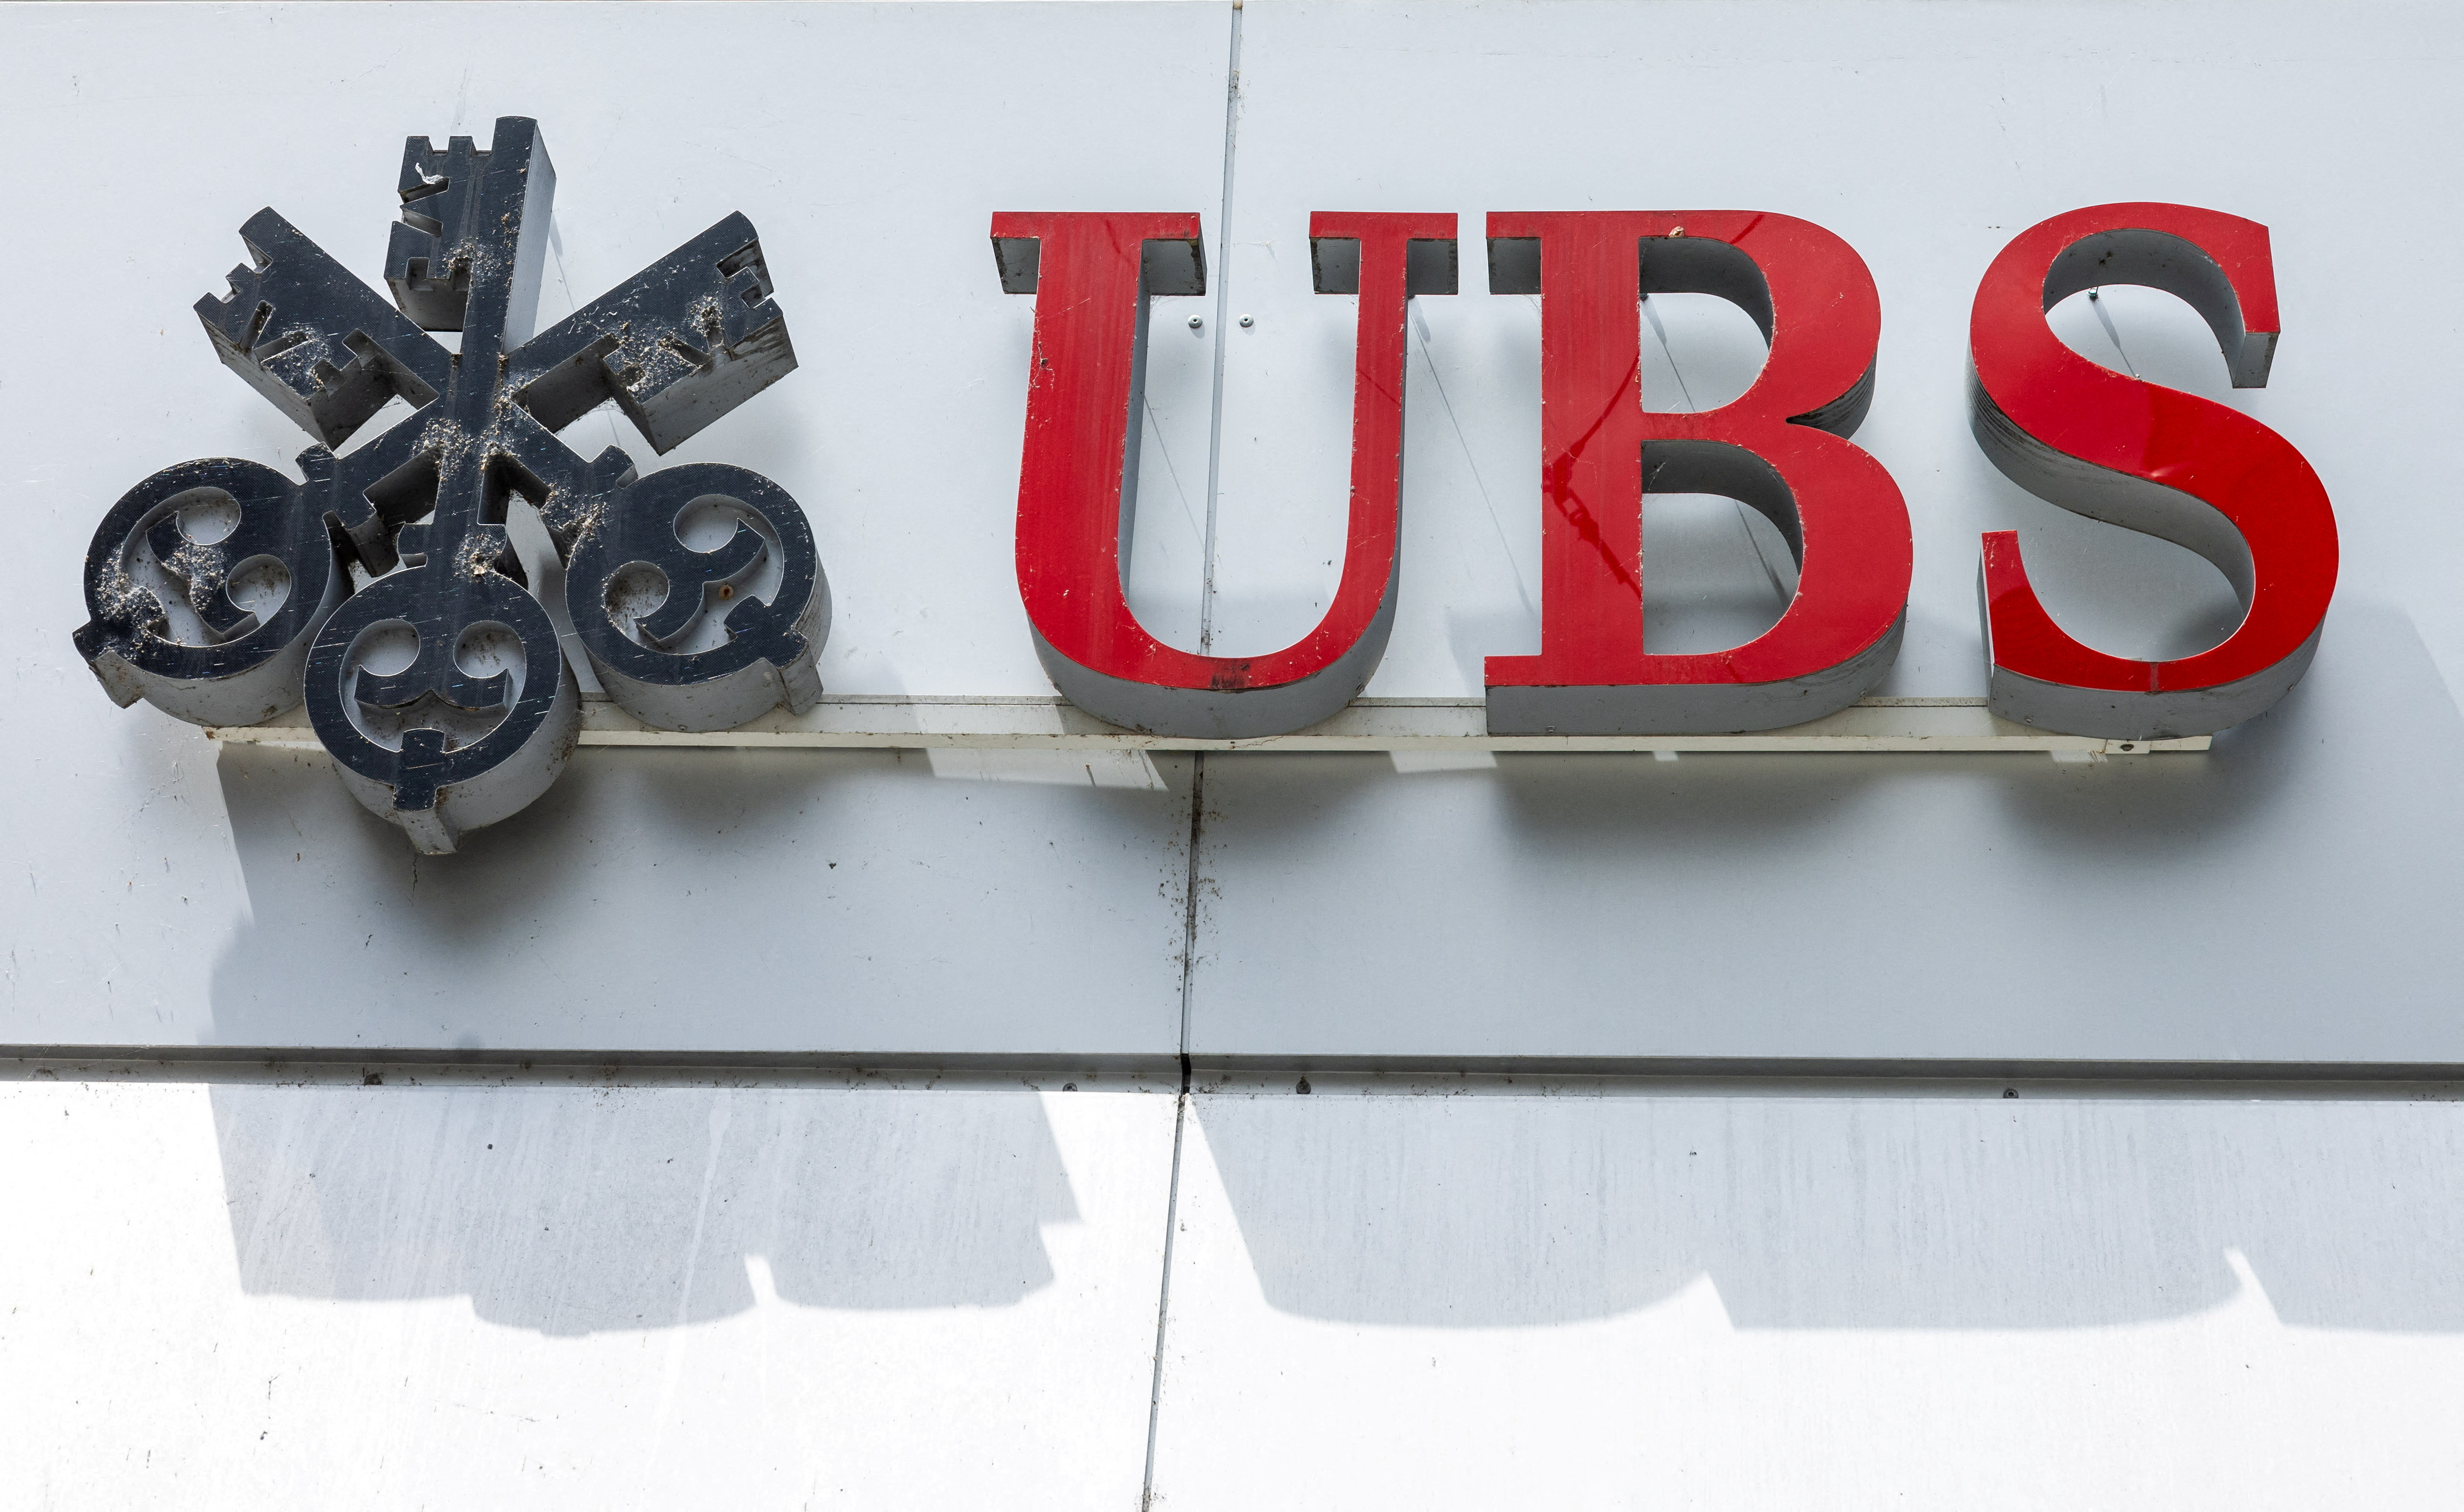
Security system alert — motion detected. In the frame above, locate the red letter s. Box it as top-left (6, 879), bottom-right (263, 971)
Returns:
top-left (1970, 203), bottom-right (2338, 737)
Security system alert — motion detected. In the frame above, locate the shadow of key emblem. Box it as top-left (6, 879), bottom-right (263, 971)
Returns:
top-left (72, 117), bottom-right (830, 853)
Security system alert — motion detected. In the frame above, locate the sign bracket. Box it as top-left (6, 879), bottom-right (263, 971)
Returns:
top-left (205, 695), bottom-right (2209, 756)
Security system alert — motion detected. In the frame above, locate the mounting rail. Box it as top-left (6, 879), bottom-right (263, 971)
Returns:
top-left (205, 696), bottom-right (2210, 755)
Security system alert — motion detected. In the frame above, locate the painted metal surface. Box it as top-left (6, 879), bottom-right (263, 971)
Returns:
top-left (6, 6), bottom-right (2464, 1511)
top-left (76, 117), bottom-right (826, 853)
top-left (1482, 211), bottom-right (1912, 734)
top-left (1174, 0), bottom-right (2464, 1066)
top-left (1970, 204), bottom-right (2339, 738)
top-left (996, 211), bottom-right (1455, 737)
top-left (1185, 607), bottom-right (2463, 1065)
top-left (24, 742), bottom-right (1195, 1056)
top-left (0, 1076), bottom-right (1177, 1508)
top-left (7, 0), bottom-right (2463, 1065)
top-left (14, 1068), bottom-right (2464, 1511)
top-left (1148, 1084), bottom-right (2464, 1510)
top-left (6, 1), bottom-right (1227, 1056)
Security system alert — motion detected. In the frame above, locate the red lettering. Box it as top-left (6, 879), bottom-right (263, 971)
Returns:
top-left (1482, 211), bottom-right (1912, 733)
top-left (991, 210), bottom-right (1455, 737)
top-left (1969, 203), bottom-right (2338, 737)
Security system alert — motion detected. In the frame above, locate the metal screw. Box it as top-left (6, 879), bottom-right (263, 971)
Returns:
top-left (1188, 315), bottom-right (1203, 330)
top-left (1239, 314), bottom-right (1255, 328)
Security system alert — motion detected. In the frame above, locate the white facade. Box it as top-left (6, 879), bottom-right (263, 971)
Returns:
top-left (4, 2), bottom-right (2461, 1505)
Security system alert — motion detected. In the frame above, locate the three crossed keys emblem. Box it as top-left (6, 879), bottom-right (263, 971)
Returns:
top-left (74, 116), bottom-right (828, 853)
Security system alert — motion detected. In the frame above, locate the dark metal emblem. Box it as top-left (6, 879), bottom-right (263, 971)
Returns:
top-left (74, 116), bottom-right (828, 852)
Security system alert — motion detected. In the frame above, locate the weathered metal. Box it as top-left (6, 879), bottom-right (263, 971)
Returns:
top-left (74, 117), bottom-right (827, 853)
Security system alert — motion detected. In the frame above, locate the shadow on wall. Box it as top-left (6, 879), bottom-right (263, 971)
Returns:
top-left (210, 1083), bottom-right (1080, 1334)
top-left (200, 742), bottom-right (1193, 1051)
top-left (194, 715), bottom-right (1188, 1335)
top-left (1183, 602), bottom-right (2464, 1058)
top-left (201, 742), bottom-right (853, 1046)
top-left (1202, 602), bottom-right (2429, 885)
top-left (1475, 597), bottom-right (2436, 858)
top-left (1182, 608), bottom-right (2464, 1334)
top-left (1195, 1089), bottom-right (2464, 1333)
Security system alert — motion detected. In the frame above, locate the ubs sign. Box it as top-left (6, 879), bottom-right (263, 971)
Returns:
top-left (75, 117), bottom-right (2339, 851)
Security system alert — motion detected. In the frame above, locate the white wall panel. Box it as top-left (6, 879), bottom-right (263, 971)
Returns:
top-left (1190, 604), bottom-right (2464, 1061)
top-left (0, 1076), bottom-right (1177, 1508)
top-left (7, 6), bottom-right (2464, 1507)
top-left (0, 2), bottom-right (1226, 1053)
top-left (1186, 0), bottom-right (2464, 1064)
top-left (1208, 0), bottom-right (2464, 698)
top-left (8, 734), bottom-right (1199, 1053)
top-left (1149, 1084), bottom-right (2464, 1510)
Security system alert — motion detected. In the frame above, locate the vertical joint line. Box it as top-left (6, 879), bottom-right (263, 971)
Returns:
top-left (1197, 1), bottom-right (1244, 655)
top-left (1143, 752), bottom-right (1205, 1508)
top-left (1139, 1083), bottom-right (1191, 1509)
top-left (1176, 755), bottom-right (1205, 1079)
top-left (1148, 13), bottom-right (1240, 1493)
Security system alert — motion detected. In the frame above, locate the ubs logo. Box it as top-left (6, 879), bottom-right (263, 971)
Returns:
top-left (74, 116), bottom-right (827, 853)
top-left (77, 118), bottom-right (2340, 852)
top-left (991, 206), bottom-right (2337, 744)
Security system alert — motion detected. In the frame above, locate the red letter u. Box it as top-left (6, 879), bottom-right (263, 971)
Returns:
top-left (992, 210), bottom-right (1455, 737)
